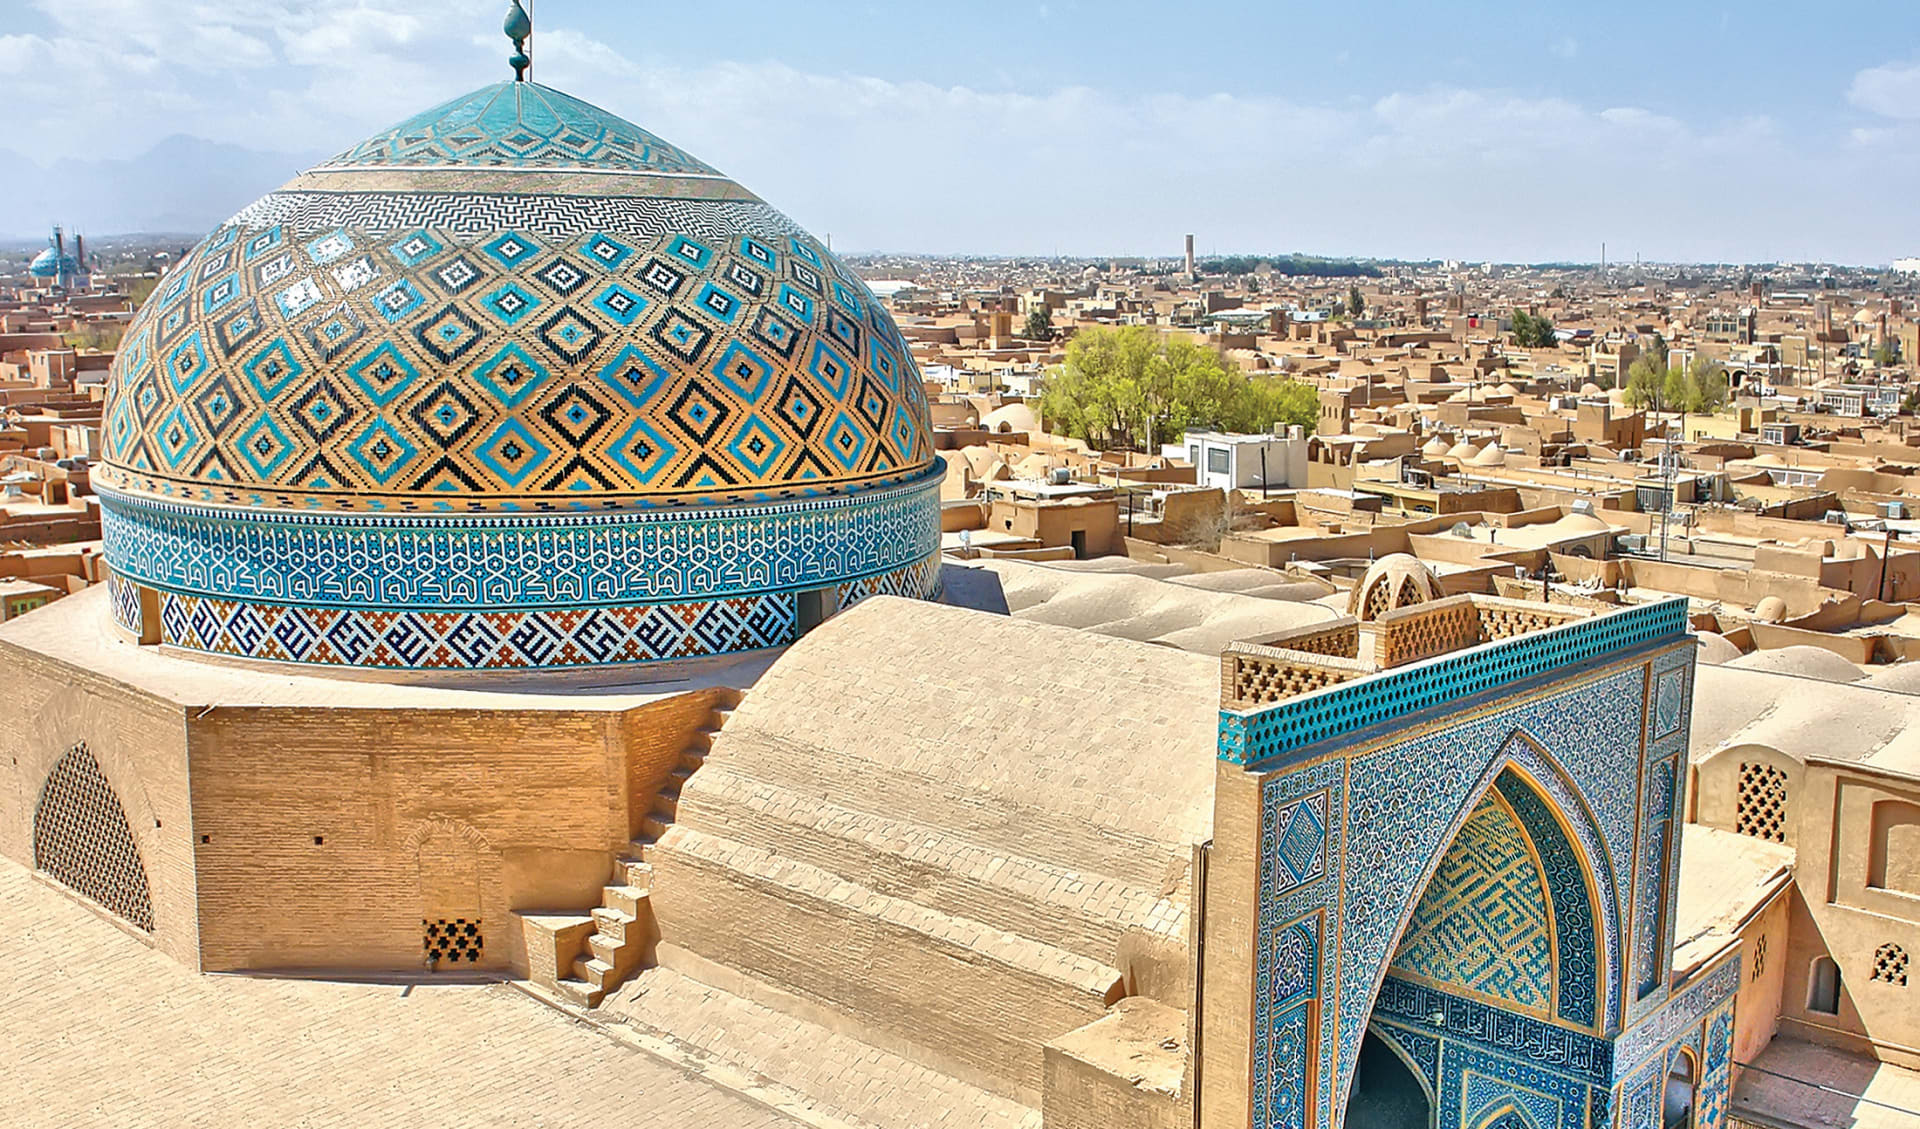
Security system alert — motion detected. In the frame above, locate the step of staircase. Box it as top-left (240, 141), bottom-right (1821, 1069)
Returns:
top-left (601, 883), bottom-right (648, 918)
top-left (555, 972), bottom-right (605, 1008)
top-left (589, 906), bottom-right (637, 944)
top-left (545, 691), bottom-right (742, 1009)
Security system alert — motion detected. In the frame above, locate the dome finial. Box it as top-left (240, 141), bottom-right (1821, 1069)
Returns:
top-left (504, 0), bottom-right (532, 82)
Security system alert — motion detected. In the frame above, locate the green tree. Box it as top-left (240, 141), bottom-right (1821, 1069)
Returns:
top-left (1623, 352), bottom-right (1669, 411)
top-left (1022, 306), bottom-right (1054, 341)
top-left (1347, 285), bottom-right (1366, 319)
top-left (1623, 354), bottom-right (1727, 440)
top-left (1511, 309), bottom-right (1557, 348)
top-left (63, 322), bottom-right (125, 352)
top-left (1874, 342), bottom-right (1897, 367)
top-left (1038, 326), bottom-right (1316, 450)
top-left (1677, 356), bottom-right (1730, 414)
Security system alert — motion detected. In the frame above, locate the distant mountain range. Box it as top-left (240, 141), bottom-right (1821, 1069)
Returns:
top-left (0, 135), bottom-right (328, 241)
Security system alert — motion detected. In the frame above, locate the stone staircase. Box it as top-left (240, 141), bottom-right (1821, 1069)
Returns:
top-left (524, 691), bottom-right (740, 1008)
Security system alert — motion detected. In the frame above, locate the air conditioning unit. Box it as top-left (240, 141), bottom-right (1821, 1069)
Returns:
top-left (1571, 499), bottom-right (1597, 518)
top-left (1823, 510), bottom-right (1851, 525)
top-left (1620, 534), bottom-right (1646, 552)
top-left (1880, 501), bottom-right (1906, 521)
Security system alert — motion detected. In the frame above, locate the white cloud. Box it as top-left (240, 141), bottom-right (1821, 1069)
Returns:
top-left (1850, 59), bottom-right (1920, 119)
top-left (1550, 36), bottom-right (1579, 60)
top-left (2, 1), bottom-right (1915, 262)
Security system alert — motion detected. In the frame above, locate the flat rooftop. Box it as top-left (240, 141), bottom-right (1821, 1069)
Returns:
top-left (0, 857), bottom-right (805, 1129)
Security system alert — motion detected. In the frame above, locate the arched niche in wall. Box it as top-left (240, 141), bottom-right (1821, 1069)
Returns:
top-left (1868, 799), bottom-right (1920, 895)
top-left (33, 742), bottom-right (154, 933)
top-left (406, 818), bottom-right (497, 969)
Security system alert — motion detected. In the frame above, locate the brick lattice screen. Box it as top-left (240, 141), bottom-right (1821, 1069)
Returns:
top-left (33, 743), bottom-right (155, 932)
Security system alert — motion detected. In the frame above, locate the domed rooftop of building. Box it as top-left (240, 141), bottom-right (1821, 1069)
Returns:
top-left (1722, 644), bottom-right (1864, 683)
top-left (91, 10), bottom-right (943, 674)
top-left (28, 247), bottom-right (75, 278)
top-left (96, 78), bottom-right (933, 514)
top-left (1348, 553), bottom-right (1440, 621)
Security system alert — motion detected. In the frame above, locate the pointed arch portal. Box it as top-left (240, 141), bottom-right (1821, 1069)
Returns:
top-left (1220, 598), bottom-right (1740, 1129)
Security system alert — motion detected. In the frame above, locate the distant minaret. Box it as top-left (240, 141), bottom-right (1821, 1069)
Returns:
top-left (1185, 234), bottom-right (1196, 278)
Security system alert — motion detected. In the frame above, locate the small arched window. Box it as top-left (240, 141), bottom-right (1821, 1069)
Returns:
top-left (1808, 956), bottom-right (1842, 1015)
top-left (1663, 1049), bottom-right (1697, 1129)
top-left (1871, 943), bottom-right (1909, 987)
top-left (1735, 761), bottom-right (1790, 843)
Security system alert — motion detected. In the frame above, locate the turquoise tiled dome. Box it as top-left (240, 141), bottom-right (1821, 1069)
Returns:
top-left (95, 78), bottom-right (942, 672)
top-left (96, 80), bottom-right (935, 514)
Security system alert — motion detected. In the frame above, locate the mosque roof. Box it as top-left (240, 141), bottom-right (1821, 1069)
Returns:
top-left (317, 82), bottom-right (721, 176)
top-left (28, 247), bottom-right (79, 278)
top-left (87, 11), bottom-right (944, 673)
top-left (95, 71), bottom-right (935, 514)
top-left (702, 596), bottom-right (1221, 889)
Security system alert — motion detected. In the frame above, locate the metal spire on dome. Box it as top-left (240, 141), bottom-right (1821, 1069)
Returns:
top-left (504, 0), bottom-right (532, 82)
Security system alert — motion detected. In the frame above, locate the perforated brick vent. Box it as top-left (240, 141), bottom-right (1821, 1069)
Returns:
top-left (1364, 580), bottom-right (1393, 620)
top-left (424, 918), bottom-right (483, 965)
top-left (1872, 943), bottom-right (1909, 986)
top-left (1735, 762), bottom-right (1789, 842)
top-left (33, 743), bottom-right (154, 932)
top-left (1751, 934), bottom-right (1767, 982)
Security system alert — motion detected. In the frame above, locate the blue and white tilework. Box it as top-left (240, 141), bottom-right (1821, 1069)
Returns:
top-left (91, 74), bottom-right (947, 670)
top-left (98, 469), bottom-right (940, 610)
top-left (1236, 599), bottom-right (1737, 1129)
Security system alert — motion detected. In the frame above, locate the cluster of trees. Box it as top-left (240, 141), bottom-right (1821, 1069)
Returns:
top-left (1197, 255), bottom-right (1384, 279)
top-left (1022, 307), bottom-right (1054, 341)
top-left (1347, 285), bottom-right (1366, 319)
top-left (1510, 309), bottom-right (1558, 348)
top-left (1038, 326), bottom-right (1318, 451)
top-left (1622, 349), bottom-right (1731, 434)
top-left (63, 323), bottom-right (125, 352)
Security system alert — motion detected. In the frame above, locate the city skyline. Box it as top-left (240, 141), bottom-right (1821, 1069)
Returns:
top-left (3, 0), bottom-right (1920, 263)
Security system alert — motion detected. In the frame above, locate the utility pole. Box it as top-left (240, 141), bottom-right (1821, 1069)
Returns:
top-left (1880, 527), bottom-right (1894, 603)
top-left (1659, 435), bottom-right (1677, 563)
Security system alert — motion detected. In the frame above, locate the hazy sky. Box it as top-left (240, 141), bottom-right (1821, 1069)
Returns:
top-left (5, 0), bottom-right (1920, 262)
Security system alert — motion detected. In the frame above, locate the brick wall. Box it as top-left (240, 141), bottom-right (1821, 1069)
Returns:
top-left (0, 639), bottom-right (199, 966)
top-left (184, 706), bottom-right (632, 974)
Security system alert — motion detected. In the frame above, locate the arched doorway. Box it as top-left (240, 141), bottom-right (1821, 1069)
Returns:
top-left (33, 742), bottom-right (154, 932)
top-left (1343, 1029), bottom-right (1432, 1129)
top-left (1663, 1048), bottom-right (1697, 1129)
top-left (1346, 764), bottom-right (1608, 1126)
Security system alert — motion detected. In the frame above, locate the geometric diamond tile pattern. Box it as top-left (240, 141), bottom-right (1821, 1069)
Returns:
top-left (324, 82), bottom-right (718, 177)
top-left (101, 218), bottom-right (933, 511)
top-left (92, 74), bottom-right (946, 671)
top-left (97, 81), bottom-right (933, 515)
